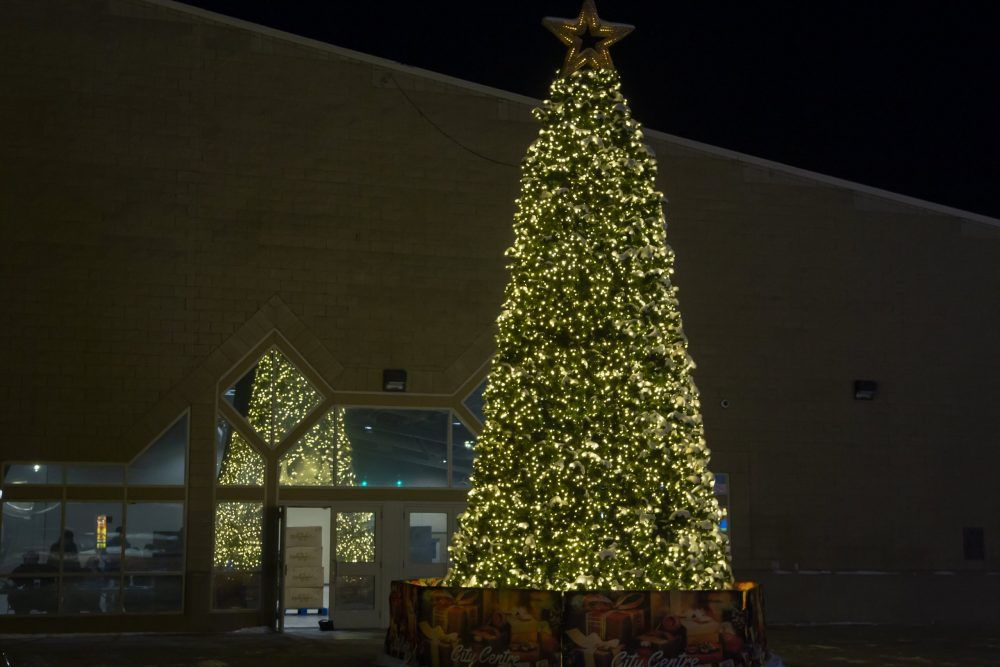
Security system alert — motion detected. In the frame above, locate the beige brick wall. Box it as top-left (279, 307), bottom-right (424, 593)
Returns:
top-left (1, 0), bottom-right (997, 625)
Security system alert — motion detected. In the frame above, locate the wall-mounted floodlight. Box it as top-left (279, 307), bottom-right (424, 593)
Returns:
top-left (383, 369), bottom-right (407, 392)
top-left (854, 380), bottom-right (878, 400)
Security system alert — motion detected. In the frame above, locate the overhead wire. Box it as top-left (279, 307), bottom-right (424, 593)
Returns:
top-left (386, 72), bottom-right (520, 168)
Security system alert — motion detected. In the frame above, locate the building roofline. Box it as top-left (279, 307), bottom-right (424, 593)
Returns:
top-left (645, 129), bottom-right (1000, 229)
top-left (144, 0), bottom-right (1000, 230)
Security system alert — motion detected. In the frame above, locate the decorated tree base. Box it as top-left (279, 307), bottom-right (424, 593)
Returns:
top-left (386, 580), bottom-right (768, 667)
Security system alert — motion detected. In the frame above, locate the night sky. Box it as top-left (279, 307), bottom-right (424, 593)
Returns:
top-left (176, 0), bottom-right (1000, 219)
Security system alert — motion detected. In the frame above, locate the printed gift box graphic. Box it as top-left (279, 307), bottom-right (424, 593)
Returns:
top-left (420, 621), bottom-right (460, 667)
top-left (414, 586), bottom-right (563, 667)
top-left (647, 590), bottom-right (757, 665)
top-left (468, 624), bottom-right (504, 656)
top-left (508, 606), bottom-right (540, 645)
top-left (566, 628), bottom-right (623, 667)
top-left (480, 588), bottom-right (562, 666)
top-left (634, 629), bottom-right (685, 664)
top-left (680, 608), bottom-right (722, 662)
top-left (430, 589), bottom-right (480, 636)
top-left (583, 592), bottom-right (647, 645)
top-left (509, 641), bottom-right (542, 666)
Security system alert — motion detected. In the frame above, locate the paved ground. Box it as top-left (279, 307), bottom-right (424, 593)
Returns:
top-left (770, 625), bottom-right (1000, 666)
top-left (1, 625), bottom-right (998, 666)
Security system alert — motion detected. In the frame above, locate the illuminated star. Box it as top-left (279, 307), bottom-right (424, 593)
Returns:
top-left (542, 0), bottom-right (634, 75)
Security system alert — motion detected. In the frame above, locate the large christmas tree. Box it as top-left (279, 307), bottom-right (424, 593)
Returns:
top-left (446, 1), bottom-right (732, 592)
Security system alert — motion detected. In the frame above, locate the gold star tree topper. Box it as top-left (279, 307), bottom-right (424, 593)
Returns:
top-left (543, 0), bottom-right (634, 75)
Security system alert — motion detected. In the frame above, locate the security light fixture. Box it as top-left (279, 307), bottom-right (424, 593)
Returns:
top-left (854, 380), bottom-right (878, 400)
top-left (383, 369), bottom-right (407, 392)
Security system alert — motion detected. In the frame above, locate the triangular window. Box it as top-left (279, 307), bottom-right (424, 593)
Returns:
top-left (223, 348), bottom-right (321, 448)
top-left (128, 413), bottom-right (187, 485)
top-left (216, 416), bottom-right (264, 486)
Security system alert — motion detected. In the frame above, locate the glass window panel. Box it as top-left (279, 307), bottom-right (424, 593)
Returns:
top-left (214, 502), bottom-right (262, 572)
top-left (216, 416), bottom-right (264, 486)
top-left (335, 512), bottom-right (375, 564)
top-left (124, 503), bottom-right (184, 572)
top-left (60, 575), bottom-right (121, 614)
top-left (124, 575), bottom-right (182, 613)
top-left (342, 409), bottom-right (448, 487)
top-left (213, 571), bottom-right (260, 610)
top-left (224, 348), bottom-right (321, 447)
top-left (408, 512), bottom-right (447, 565)
top-left (3, 464), bottom-right (62, 485)
top-left (714, 473), bottom-right (730, 536)
top-left (714, 473), bottom-right (729, 495)
top-left (463, 378), bottom-right (487, 425)
top-left (128, 415), bottom-right (187, 485)
top-left (279, 409), bottom-right (337, 487)
top-left (213, 500), bottom-right (261, 608)
top-left (66, 465), bottom-right (124, 485)
top-left (0, 501), bottom-right (62, 574)
top-left (335, 575), bottom-right (374, 610)
top-left (451, 417), bottom-right (477, 488)
top-left (1, 576), bottom-right (57, 615)
top-left (63, 502), bottom-right (124, 574)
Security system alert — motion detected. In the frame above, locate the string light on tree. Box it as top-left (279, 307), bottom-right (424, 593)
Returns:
top-left (214, 417), bottom-right (265, 570)
top-left (279, 407), bottom-right (374, 563)
top-left (217, 419), bottom-right (264, 487)
top-left (214, 501), bottom-right (262, 571)
top-left (446, 1), bottom-right (732, 591)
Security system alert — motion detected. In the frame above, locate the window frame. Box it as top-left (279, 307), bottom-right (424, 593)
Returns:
top-left (0, 410), bottom-right (190, 616)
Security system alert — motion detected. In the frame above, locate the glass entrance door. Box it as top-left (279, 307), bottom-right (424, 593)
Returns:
top-left (331, 505), bottom-right (380, 628)
top-left (279, 506), bottom-right (332, 630)
top-left (403, 508), bottom-right (450, 581)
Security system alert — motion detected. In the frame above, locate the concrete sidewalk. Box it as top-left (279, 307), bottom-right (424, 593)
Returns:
top-left (1, 625), bottom-right (998, 666)
top-left (772, 625), bottom-right (1000, 666)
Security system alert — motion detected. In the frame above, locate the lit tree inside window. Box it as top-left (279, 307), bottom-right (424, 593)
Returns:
top-left (214, 349), bottom-right (372, 569)
top-left (279, 408), bottom-right (374, 563)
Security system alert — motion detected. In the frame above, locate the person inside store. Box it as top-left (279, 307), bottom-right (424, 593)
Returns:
top-left (5, 551), bottom-right (56, 614)
top-left (49, 529), bottom-right (81, 571)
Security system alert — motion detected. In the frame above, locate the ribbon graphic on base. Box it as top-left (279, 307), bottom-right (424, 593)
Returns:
top-left (420, 621), bottom-right (459, 667)
top-left (567, 628), bottom-right (622, 667)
